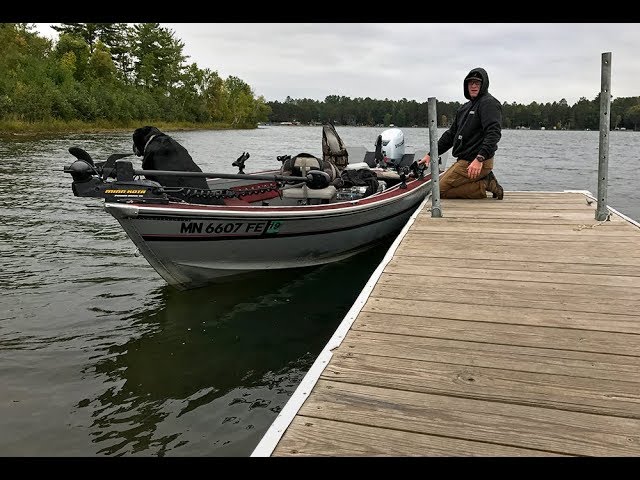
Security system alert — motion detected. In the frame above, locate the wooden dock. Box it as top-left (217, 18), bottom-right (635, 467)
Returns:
top-left (252, 191), bottom-right (640, 457)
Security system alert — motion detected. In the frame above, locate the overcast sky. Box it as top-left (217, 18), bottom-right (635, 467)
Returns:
top-left (34, 23), bottom-right (639, 106)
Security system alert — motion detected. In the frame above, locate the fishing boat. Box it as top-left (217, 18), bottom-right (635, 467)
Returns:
top-left (63, 124), bottom-right (445, 290)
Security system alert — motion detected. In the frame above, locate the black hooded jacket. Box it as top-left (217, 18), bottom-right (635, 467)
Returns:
top-left (435, 67), bottom-right (502, 161)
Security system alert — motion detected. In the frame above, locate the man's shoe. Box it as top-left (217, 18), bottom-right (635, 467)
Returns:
top-left (493, 183), bottom-right (504, 200)
top-left (485, 171), bottom-right (504, 200)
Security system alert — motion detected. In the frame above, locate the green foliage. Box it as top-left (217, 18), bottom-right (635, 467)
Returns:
top-left (626, 105), bottom-right (640, 130)
top-left (131, 23), bottom-right (185, 92)
top-left (0, 22), bottom-right (638, 133)
top-left (0, 22), bottom-right (267, 130)
top-left (55, 33), bottom-right (90, 81)
top-left (87, 41), bottom-right (117, 81)
top-left (52, 23), bottom-right (106, 53)
top-left (267, 94), bottom-right (639, 131)
top-left (50, 87), bottom-right (76, 120)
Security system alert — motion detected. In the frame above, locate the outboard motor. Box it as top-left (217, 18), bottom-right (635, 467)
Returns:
top-left (380, 128), bottom-right (405, 167)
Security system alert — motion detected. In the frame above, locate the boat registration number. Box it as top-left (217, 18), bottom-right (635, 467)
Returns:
top-left (179, 221), bottom-right (282, 235)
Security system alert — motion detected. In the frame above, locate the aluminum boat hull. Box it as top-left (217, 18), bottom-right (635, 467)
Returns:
top-left (105, 175), bottom-right (432, 289)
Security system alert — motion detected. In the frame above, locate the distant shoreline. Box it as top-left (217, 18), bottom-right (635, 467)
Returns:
top-left (0, 120), bottom-right (246, 138)
top-left (1, 121), bottom-right (636, 138)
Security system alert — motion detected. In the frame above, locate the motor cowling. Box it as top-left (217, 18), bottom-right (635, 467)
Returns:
top-left (380, 128), bottom-right (405, 165)
top-left (66, 159), bottom-right (97, 183)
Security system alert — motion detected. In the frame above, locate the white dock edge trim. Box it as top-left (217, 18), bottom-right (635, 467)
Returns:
top-left (564, 190), bottom-right (640, 228)
top-left (250, 194), bottom-right (432, 457)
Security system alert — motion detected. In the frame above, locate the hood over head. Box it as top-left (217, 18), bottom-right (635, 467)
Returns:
top-left (463, 68), bottom-right (489, 100)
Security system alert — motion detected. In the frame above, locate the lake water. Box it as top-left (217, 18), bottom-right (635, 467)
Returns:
top-left (1, 126), bottom-right (638, 456)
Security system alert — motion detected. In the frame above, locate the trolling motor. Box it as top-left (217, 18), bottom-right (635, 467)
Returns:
top-left (65, 147), bottom-right (331, 205)
top-left (64, 147), bottom-right (167, 203)
top-left (68, 147), bottom-right (132, 181)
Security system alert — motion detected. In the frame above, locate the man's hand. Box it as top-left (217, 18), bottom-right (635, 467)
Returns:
top-left (418, 154), bottom-right (431, 166)
top-left (467, 159), bottom-right (483, 179)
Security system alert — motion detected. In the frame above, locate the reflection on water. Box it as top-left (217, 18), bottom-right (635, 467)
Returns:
top-left (1, 127), bottom-right (639, 456)
top-left (77, 243), bottom-right (391, 456)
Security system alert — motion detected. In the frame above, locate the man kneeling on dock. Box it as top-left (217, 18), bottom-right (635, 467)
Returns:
top-left (418, 67), bottom-right (504, 200)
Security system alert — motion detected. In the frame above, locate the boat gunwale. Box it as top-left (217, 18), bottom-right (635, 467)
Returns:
top-left (105, 174), bottom-right (433, 218)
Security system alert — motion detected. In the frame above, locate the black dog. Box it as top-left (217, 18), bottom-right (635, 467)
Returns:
top-left (132, 126), bottom-right (209, 190)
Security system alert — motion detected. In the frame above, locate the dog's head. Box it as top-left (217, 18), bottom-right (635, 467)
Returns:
top-left (132, 126), bottom-right (164, 156)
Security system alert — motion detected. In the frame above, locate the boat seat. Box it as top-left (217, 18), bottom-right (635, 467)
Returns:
top-left (281, 153), bottom-right (339, 184)
top-left (281, 185), bottom-right (337, 201)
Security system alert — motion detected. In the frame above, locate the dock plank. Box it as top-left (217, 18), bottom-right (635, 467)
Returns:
top-left (372, 275), bottom-right (640, 315)
top-left (274, 416), bottom-right (564, 456)
top-left (355, 312), bottom-right (640, 357)
top-left (341, 331), bottom-right (640, 383)
top-left (362, 297), bottom-right (640, 335)
top-left (323, 352), bottom-right (640, 418)
top-left (385, 257), bottom-right (640, 285)
top-left (387, 256), bottom-right (640, 277)
top-left (295, 380), bottom-right (640, 456)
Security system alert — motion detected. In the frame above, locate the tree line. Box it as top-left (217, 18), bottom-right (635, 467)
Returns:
top-left (1, 23), bottom-right (638, 132)
top-left (266, 94), bottom-right (640, 131)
